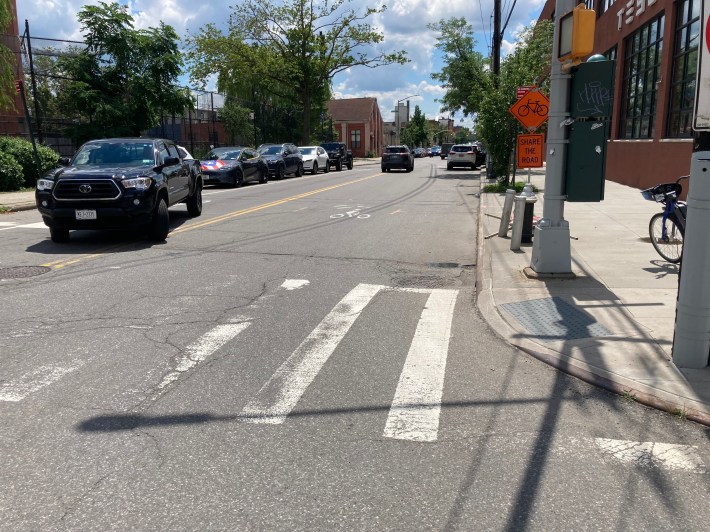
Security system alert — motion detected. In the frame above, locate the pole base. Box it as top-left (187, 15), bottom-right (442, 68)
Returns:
top-left (530, 222), bottom-right (572, 273)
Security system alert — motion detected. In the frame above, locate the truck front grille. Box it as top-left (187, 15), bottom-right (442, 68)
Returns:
top-left (53, 179), bottom-right (121, 201)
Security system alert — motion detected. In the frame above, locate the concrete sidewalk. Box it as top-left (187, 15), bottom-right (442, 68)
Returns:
top-left (478, 168), bottom-right (710, 425)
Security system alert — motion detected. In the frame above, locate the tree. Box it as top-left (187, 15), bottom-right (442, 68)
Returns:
top-left (55, 1), bottom-right (191, 143)
top-left (428, 18), bottom-right (487, 118)
top-left (187, 0), bottom-right (407, 144)
top-left (0, 0), bottom-right (16, 110)
top-left (401, 105), bottom-right (429, 147)
top-left (477, 21), bottom-right (554, 181)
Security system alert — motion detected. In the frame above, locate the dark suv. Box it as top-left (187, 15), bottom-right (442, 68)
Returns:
top-left (257, 143), bottom-right (304, 179)
top-left (35, 138), bottom-right (203, 242)
top-left (381, 145), bottom-right (414, 172)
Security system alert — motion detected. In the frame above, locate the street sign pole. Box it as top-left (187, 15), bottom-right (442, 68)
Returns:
top-left (530, 0), bottom-right (575, 274)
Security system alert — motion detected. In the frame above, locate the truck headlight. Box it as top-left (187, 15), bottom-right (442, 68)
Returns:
top-left (121, 177), bottom-right (152, 190)
top-left (36, 179), bottom-right (54, 191)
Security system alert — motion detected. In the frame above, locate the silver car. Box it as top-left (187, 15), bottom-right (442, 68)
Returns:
top-left (298, 146), bottom-right (330, 175)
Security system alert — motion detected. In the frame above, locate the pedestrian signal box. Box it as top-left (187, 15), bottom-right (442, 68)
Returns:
top-left (558, 4), bottom-right (596, 63)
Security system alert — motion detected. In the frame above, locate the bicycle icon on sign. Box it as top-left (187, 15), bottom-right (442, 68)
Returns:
top-left (518, 100), bottom-right (548, 117)
top-left (330, 205), bottom-right (370, 219)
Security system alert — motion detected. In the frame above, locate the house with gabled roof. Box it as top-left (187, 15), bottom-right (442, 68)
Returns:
top-left (326, 97), bottom-right (384, 158)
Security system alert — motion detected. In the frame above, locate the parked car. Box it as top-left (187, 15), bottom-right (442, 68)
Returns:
top-left (440, 142), bottom-right (454, 159)
top-left (320, 142), bottom-right (353, 171)
top-left (446, 143), bottom-right (485, 170)
top-left (381, 145), bottom-right (414, 172)
top-left (35, 138), bottom-right (202, 242)
top-left (257, 143), bottom-right (304, 179)
top-left (298, 145), bottom-right (330, 175)
top-left (471, 141), bottom-right (487, 167)
top-left (413, 147), bottom-right (427, 158)
top-left (200, 146), bottom-right (268, 187)
top-left (429, 146), bottom-right (441, 157)
top-left (177, 145), bottom-right (193, 160)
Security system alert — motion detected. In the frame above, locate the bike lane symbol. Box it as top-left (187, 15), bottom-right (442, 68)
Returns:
top-left (330, 205), bottom-right (371, 219)
top-left (509, 89), bottom-right (550, 132)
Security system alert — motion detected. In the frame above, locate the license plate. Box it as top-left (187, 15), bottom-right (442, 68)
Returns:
top-left (459, 154), bottom-right (465, 158)
top-left (75, 209), bottom-right (97, 220)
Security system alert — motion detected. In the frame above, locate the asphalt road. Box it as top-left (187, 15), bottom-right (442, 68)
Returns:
top-left (1, 159), bottom-right (709, 531)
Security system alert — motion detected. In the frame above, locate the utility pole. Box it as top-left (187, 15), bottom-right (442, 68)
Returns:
top-left (529, 0), bottom-right (575, 274)
top-left (24, 20), bottom-right (43, 143)
top-left (492, 0), bottom-right (501, 83)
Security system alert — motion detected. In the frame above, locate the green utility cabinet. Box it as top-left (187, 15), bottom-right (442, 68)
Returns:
top-left (565, 59), bottom-right (614, 202)
top-left (565, 120), bottom-right (607, 202)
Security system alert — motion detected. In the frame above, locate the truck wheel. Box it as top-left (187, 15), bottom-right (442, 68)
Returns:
top-left (50, 227), bottom-right (70, 243)
top-left (186, 181), bottom-right (202, 217)
top-left (347, 158), bottom-right (353, 170)
top-left (148, 198), bottom-right (170, 241)
top-left (336, 159), bottom-right (342, 171)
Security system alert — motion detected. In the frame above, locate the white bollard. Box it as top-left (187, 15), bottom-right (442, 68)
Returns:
top-left (498, 189), bottom-right (517, 237)
top-left (510, 195), bottom-right (526, 251)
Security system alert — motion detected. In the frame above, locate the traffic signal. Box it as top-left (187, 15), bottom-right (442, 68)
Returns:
top-left (558, 4), bottom-right (596, 63)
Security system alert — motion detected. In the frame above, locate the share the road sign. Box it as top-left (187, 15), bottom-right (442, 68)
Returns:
top-left (517, 134), bottom-right (544, 168)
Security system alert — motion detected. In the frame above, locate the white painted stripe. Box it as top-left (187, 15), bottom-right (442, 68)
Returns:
top-left (384, 289), bottom-right (459, 442)
top-left (157, 322), bottom-right (250, 390)
top-left (241, 283), bottom-right (384, 424)
top-left (0, 222), bottom-right (16, 227)
top-left (281, 279), bottom-right (310, 290)
top-left (594, 438), bottom-right (707, 473)
top-left (0, 364), bottom-right (83, 402)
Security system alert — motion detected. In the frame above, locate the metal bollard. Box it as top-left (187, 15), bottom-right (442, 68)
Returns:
top-left (521, 195), bottom-right (538, 243)
top-left (510, 195), bottom-right (526, 251)
top-left (498, 189), bottom-right (517, 237)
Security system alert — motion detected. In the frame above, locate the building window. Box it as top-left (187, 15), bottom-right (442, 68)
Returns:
top-left (600, 0), bottom-right (616, 15)
top-left (351, 129), bottom-right (361, 148)
top-left (667, 0), bottom-right (700, 138)
top-left (620, 14), bottom-right (664, 139)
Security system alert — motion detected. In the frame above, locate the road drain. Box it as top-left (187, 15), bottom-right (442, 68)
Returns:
top-left (0, 266), bottom-right (52, 279)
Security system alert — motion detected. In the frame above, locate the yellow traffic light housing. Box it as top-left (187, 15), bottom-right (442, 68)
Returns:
top-left (558, 4), bottom-right (596, 64)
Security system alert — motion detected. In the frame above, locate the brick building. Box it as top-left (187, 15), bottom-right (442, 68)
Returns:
top-left (540, 0), bottom-right (697, 190)
top-left (326, 97), bottom-right (384, 157)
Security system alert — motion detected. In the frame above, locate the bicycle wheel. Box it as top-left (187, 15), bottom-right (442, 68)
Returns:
top-left (649, 213), bottom-right (684, 263)
top-left (537, 104), bottom-right (548, 116)
top-left (518, 105), bottom-right (530, 117)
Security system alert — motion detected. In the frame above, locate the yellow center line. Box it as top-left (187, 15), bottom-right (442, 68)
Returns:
top-left (43, 172), bottom-right (381, 270)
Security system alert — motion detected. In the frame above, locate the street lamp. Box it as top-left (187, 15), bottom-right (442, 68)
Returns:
top-left (394, 94), bottom-right (419, 144)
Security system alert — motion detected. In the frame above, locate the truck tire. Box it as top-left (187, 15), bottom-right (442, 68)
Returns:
top-left (50, 226), bottom-right (70, 243)
top-left (336, 159), bottom-right (342, 171)
top-left (186, 181), bottom-right (202, 217)
top-left (148, 198), bottom-right (170, 241)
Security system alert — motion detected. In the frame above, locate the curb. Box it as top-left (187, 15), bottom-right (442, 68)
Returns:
top-left (0, 203), bottom-right (35, 213)
top-left (474, 191), bottom-right (710, 429)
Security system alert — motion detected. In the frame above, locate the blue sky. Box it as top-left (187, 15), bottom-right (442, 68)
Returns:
top-left (17, 0), bottom-right (546, 129)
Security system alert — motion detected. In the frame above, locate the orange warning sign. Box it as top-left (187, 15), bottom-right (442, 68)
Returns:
top-left (517, 134), bottom-right (544, 168)
top-left (509, 90), bottom-right (550, 131)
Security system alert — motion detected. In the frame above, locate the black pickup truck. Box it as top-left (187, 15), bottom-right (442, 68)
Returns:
top-left (320, 142), bottom-right (353, 171)
top-left (36, 138), bottom-right (203, 242)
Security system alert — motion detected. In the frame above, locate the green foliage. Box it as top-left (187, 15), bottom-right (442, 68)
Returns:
top-left (54, 1), bottom-right (191, 144)
top-left (0, 151), bottom-right (24, 192)
top-left (454, 128), bottom-right (472, 143)
top-left (0, 136), bottom-right (60, 187)
top-left (186, 0), bottom-right (407, 144)
top-left (0, 0), bottom-right (15, 111)
top-left (401, 105), bottom-right (429, 147)
top-left (428, 18), bottom-right (487, 118)
top-left (482, 181), bottom-right (538, 194)
top-left (477, 21), bottom-right (554, 183)
top-left (432, 19), bottom-right (553, 184)
top-left (221, 100), bottom-right (256, 145)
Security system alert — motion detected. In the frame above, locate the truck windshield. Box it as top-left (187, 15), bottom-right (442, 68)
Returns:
top-left (73, 142), bottom-right (155, 166)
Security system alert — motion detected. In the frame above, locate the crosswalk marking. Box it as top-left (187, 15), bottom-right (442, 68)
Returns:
top-left (240, 283), bottom-right (384, 424)
top-left (157, 322), bottom-right (251, 392)
top-left (384, 289), bottom-right (458, 442)
top-left (0, 222), bottom-right (46, 231)
top-left (0, 363), bottom-right (83, 402)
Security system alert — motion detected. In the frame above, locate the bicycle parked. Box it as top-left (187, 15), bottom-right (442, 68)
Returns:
top-left (641, 175), bottom-right (688, 263)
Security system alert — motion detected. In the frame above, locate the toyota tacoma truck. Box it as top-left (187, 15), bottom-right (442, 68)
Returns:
top-left (320, 142), bottom-right (353, 171)
top-left (36, 138), bottom-right (203, 243)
